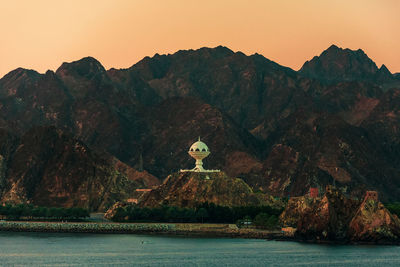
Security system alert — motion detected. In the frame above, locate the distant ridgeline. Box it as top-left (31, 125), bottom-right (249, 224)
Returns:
top-left (0, 44), bottom-right (399, 212)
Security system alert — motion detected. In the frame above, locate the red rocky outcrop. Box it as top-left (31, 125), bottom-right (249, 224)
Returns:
top-left (280, 187), bottom-right (400, 243)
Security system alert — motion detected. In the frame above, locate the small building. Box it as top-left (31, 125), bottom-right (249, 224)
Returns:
top-left (126, 198), bottom-right (138, 204)
top-left (309, 187), bottom-right (319, 198)
top-left (135, 189), bottom-right (152, 192)
top-left (281, 227), bottom-right (296, 236)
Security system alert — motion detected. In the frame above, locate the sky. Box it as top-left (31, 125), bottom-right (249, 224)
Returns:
top-left (1, 0), bottom-right (399, 78)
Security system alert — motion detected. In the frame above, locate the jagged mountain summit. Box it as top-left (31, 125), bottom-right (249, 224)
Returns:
top-left (0, 44), bottom-right (399, 210)
top-left (300, 44), bottom-right (396, 85)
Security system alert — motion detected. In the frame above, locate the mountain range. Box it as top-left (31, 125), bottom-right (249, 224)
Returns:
top-left (0, 44), bottom-right (399, 209)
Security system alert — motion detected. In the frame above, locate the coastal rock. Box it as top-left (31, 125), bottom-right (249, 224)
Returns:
top-left (279, 196), bottom-right (319, 227)
top-left (280, 187), bottom-right (400, 243)
top-left (294, 186), bottom-right (359, 241)
top-left (349, 193), bottom-right (400, 243)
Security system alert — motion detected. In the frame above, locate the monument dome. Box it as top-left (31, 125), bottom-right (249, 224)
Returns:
top-left (189, 139), bottom-right (209, 152)
top-left (181, 137), bottom-right (220, 173)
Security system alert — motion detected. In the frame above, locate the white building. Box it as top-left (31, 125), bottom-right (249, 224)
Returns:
top-left (180, 137), bottom-right (220, 173)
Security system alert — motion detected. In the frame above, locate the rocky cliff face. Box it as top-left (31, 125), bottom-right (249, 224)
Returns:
top-left (280, 187), bottom-right (400, 243)
top-left (0, 45), bottom-right (400, 207)
top-left (0, 126), bottom-right (158, 211)
top-left (349, 194), bottom-right (400, 242)
top-left (139, 171), bottom-right (279, 208)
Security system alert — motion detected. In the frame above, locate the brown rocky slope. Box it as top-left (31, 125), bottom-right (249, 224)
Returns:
top-left (280, 186), bottom-right (400, 243)
top-left (0, 126), bottom-right (158, 211)
top-left (139, 171), bottom-right (280, 208)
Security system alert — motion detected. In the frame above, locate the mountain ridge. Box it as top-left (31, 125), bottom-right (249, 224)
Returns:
top-left (0, 44), bottom-right (400, 209)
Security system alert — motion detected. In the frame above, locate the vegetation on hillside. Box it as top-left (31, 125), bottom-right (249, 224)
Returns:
top-left (111, 202), bottom-right (283, 229)
top-left (385, 203), bottom-right (400, 218)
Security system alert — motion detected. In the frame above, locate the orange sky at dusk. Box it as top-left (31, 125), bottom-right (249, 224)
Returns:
top-left (1, 0), bottom-right (399, 78)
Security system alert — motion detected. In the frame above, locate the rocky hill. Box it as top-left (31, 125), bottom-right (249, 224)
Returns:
top-left (0, 44), bottom-right (400, 208)
top-left (139, 171), bottom-right (278, 208)
top-left (280, 186), bottom-right (400, 243)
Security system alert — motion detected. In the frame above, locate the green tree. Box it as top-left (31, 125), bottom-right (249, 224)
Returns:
top-left (9, 205), bottom-right (23, 220)
top-left (183, 208), bottom-right (196, 223)
top-left (196, 208), bottom-right (209, 223)
top-left (386, 203), bottom-right (400, 217)
top-left (38, 207), bottom-right (48, 218)
top-left (47, 207), bottom-right (58, 219)
top-left (112, 207), bottom-right (128, 222)
top-left (254, 213), bottom-right (270, 229)
top-left (166, 207), bottom-right (179, 222)
top-left (266, 215), bottom-right (279, 229)
top-left (76, 208), bottom-right (90, 219)
top-left (31, 207), bottom-right (42, 218)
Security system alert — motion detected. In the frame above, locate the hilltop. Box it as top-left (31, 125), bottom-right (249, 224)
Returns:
top-left (139, 171), bottom-right (279, 208)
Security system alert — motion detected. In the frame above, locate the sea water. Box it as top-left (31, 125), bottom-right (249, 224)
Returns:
top-left (0, 232), bottom-right (399, 266)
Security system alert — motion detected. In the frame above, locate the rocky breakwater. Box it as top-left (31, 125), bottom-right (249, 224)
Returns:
top-left (280, 186), bottom-right (400, 244)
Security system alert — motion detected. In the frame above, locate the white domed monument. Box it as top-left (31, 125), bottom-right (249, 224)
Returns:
top-left (180, 137), bottom-right (220, 173)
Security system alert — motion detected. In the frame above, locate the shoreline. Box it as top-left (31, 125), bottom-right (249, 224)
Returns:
top-left (0, 221), bottom-right (398, 245)
top-left (0, 221), bottom-right (290, 240)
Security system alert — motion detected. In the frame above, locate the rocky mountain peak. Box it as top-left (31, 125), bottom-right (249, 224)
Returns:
top-left (325, 44), bottom-right (340, 52)
top-left (378, 64), bottom-right (392, 77)
top-left (55, 56), bottom-right (112, 99)
top-left (379, 64), bottom-right (391, 74)
top-left (0, 68), bottom-right (40, 83)
top-left (299, 45), bottom-right (380, 82)
top-left (0, 68), bottom-right (42, 98)
top-left (376, 64), bottom-right (394, 83)
top-left (56, 56), bottom-right (106, 78)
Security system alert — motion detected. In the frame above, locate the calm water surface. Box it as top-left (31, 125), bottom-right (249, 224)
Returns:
top-left (0, 232), bottom-right (399, 266)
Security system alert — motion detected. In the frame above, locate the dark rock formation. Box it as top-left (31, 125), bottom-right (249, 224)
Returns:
top-left (0, 126), bottom-right (159, 211)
